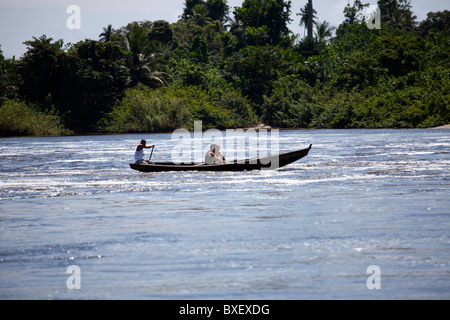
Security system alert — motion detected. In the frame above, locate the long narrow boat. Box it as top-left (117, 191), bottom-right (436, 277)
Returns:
top-left (129, 144), bottom-right (312, 172)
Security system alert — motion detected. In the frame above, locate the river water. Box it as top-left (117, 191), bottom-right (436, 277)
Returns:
top-left (0, 129), bottom-right (449, 299)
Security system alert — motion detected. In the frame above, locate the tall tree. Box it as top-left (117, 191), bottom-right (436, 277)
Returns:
top-left (148, 20), bottom-right (174, 44)
top-left (18, 35), bottom-right (65, 105)
top-left (206, 0), bottom-right (229, 23)
top-left (0, 45), bottom-right (19, 100)
top-left (117, 22), bottom-right (170, 88)
top-left (298, 0), bottom-right (317, 40)
top-left (234, 0), bottom-right (292, 45)
top-left (377, 0), bottom-right (416, 30)
top-left (343, 0), bottom-right (369, 25)
top-left (99, 24), bottom-right (114, 42)
top-left (224, 46), bottom-right (283, 107)
top-left (307, 0), bottom-right (314, 40)
top-left (67, 40), bottom-right (128, 132)
top-left (183, 0), bottom-right (229, 23)
top-left (64, 40), bottom-right (130, 131)
top-left (417, 10), bottom-right (450, 36)
top-left (19, 35), bottom-right (130, 131)
top-left (182, 0), bottom-right (205, 21)
top-left (315, 21), bottom-right (335, 43)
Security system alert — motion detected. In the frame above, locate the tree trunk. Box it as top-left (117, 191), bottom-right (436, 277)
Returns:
top-left (307, 0), bottom-right (313, 40)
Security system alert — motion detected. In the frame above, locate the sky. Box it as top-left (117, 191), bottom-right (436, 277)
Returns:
top-left (0, 0), bottom-right (449, 58)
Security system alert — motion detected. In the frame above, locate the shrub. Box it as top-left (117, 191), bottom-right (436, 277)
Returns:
top-left (98, 84), bottom-right (258, 133)
top-left (98, 85), bottom-right (190, 133)
top-left (0, 99), bottom-right (69, 136)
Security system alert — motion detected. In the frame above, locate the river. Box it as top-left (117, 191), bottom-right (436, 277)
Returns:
top-left (0, 129), bottom-right (449, 299)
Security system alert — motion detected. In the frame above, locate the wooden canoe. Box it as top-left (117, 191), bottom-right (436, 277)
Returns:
top-left (129, 144), bottom-right (312, 172)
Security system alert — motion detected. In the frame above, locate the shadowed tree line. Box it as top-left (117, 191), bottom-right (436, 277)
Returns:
top-left (0, 0), bottom-right (449, 135)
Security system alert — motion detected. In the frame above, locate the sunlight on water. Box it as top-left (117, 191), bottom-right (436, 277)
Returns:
top-left (0, 129), bottom-right (449, 299)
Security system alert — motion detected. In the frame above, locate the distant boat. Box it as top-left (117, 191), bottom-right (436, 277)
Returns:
top-left (129, 144), bottom-right (312, 172)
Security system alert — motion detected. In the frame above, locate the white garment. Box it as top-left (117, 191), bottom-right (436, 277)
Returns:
top-left (205, 144), bottom-right (224, 164)
top-left (205, 151), bottom-right (218, 164)
top-left (134, 148), bottom-right (144, 162)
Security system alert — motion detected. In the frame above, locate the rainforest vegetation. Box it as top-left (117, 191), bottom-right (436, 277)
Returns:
top-left (0, 0), bottom-right (449, 136)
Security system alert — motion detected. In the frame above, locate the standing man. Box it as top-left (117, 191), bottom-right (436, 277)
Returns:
top-left (135, 139), bottom-right (155, 164)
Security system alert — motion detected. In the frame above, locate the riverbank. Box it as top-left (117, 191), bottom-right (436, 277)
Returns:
top-left (245, 123), bottom-right (450, 131)
top-left (3, 123), bottom-right (450, 138)
top-left (432, 124), bottom-right (450, 129)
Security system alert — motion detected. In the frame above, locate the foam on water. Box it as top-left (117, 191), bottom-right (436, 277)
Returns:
top-left (0, 129), bottom-right (449, 299)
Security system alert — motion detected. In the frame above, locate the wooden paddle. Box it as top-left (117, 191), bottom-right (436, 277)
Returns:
top-left (149, 145), bottom-right (155, 160)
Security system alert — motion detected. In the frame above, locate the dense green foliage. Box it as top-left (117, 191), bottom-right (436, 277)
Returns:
top-left (99, 83), bottom-right (256, 132)
top-left (0, 99), bottom-right (69, 136)
top-left (0, 1), bottom-right (449, 136)
top-left (16, 36), bottom-right (129, 132)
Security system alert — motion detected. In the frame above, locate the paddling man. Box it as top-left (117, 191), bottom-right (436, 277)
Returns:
top-left (135, 139), bottom-right (155, 164)
top-left (205, 144), bottom-right (226, 164)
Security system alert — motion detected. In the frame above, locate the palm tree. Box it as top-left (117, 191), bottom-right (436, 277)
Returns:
top-left (188, 9), bottom-right (213, 27)
top-left (128, 53), bottom-right (171, 88)
top-left (245, 26), bottom-right (269, 46)
top-left (118, 25), bottom-right (171, 88)
top-left (99, 24), bottom-right (114, 42)
top-left (378, 0), bottom-right (417, 30)
top-left (298, 0), bottom-right (317, 40)
top-left (385, 6), bottom-right (417, 30)
top-left (314, 21), bottom-right (335, 43)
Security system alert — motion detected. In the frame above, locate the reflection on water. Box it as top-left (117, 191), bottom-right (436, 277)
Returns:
top-left (0, 129), bottom-right (449, 299)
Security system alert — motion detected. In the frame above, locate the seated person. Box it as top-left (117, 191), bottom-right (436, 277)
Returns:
top-left (134, 139), bottom-right (155, 164)
top-left (205, 144), bottom-right (226, 164)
